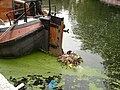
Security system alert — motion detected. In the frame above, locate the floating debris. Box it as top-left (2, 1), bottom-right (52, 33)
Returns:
top-left (9, 74), bottom-right (63, 90)
top-left (48, 80), bottom-right (58, 89)
top-left (58, 50), bottom-right (83, 67)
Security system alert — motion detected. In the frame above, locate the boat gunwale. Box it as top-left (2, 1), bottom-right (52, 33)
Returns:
top-left (0, 24), bottom-right (44, 45)
top-left (0, 19), bottom-right (41, 31)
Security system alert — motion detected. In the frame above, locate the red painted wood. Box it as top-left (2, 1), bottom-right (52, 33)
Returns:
top-left (0, 22), bottom-right (42, 43)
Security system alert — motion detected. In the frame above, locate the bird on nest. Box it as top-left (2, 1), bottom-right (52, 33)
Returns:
top-left (58, 50), bottom-right (83, 67)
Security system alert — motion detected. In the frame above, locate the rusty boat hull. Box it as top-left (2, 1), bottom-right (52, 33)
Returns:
top-left (0, 16), bottom-right (64, 58)
top-left (0, 0), bottom-right (64, 58)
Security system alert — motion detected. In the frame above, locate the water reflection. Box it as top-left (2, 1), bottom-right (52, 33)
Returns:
top-left (60, 0), bottom-right (120, 90)
top-left (47, 0), bottom-right (120, 89)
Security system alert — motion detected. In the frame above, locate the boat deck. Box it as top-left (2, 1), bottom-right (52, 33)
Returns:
top-left (0, 18), bottom-right (42, 43)
top-left (0, 17), bottom-right (38, 28)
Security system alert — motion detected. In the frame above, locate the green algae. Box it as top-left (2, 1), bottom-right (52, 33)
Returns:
top-left (0, 51), bottom-right (108, 90)
top-left (89, 83), bottom-right (103, 90)
top-left (0, 51), bottom-right (63, 78)
top-left (79, 67), bottom-right (107, 78)
top-left (0, 51), bottom-right (107, 79)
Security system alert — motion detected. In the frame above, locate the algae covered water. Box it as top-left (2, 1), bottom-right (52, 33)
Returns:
top-left (0, 0), bottom-right (120, 90)
top-left (0, 51), bottom-right (107, 90)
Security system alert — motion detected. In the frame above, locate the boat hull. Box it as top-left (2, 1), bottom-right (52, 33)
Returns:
top-left (0, 16), bottom-right (64, 58)
top-left (0, 0), bottom-right (65, 58)
top-left (0, 20), bottom-right (49, 58)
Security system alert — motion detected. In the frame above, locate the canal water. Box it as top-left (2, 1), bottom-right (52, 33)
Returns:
top-left (0, 0), bottom-right (120, 90)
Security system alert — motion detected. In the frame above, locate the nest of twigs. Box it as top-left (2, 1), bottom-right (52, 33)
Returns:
top-left (57, 50), bottom-right (83, 67)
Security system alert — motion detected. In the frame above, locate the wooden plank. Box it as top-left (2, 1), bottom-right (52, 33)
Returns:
top-left (49, 20), bottom-right (64, 56)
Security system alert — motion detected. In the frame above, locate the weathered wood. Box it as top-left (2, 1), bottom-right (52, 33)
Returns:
top-left (49, 16), bottom-right (64, 56)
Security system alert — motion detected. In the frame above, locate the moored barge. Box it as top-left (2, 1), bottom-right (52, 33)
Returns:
top-left (0, 0), bottom-right (64, 58)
